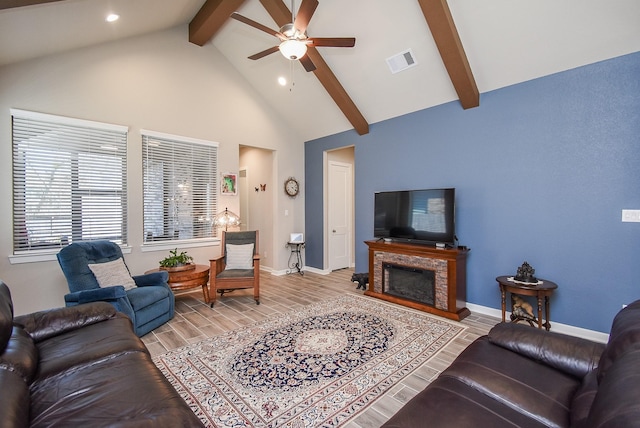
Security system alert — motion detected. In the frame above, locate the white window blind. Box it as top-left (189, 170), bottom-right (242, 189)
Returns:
top-left (11, 109), bottom-right (128, 252)
top-left (142, 130), bottom-right (218, 242)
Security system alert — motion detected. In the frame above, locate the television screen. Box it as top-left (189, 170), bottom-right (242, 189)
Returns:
top-left (374, 188), bottom-right (455, 246)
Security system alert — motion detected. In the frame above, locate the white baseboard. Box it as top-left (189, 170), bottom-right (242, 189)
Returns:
top-left (303, 266), bottom-right (331, 275)
top-left (267, 266), bottom-right (330, 276)
top-left (260, 266), bottom-right (276, 275)
top-left (466, 302), bottom-right (610, 343)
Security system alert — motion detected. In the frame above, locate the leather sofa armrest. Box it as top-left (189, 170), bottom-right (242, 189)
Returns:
top-left (132, 270), bottom-right (169, 287)
top-left (13, 302), bottom-right (118, 343)
top-left (488, 322), bottom-right (605, 379)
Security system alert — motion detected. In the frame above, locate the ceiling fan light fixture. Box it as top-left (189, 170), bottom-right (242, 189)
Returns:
top-left (279, 39), bottom-right (307, 60)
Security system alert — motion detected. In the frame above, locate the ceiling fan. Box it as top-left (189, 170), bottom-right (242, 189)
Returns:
top-left (230, 0), bottom-right (355, 72)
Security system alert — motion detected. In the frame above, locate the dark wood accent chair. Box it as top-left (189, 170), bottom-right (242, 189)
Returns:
top-left (209, 230), bottom-right (260, 307)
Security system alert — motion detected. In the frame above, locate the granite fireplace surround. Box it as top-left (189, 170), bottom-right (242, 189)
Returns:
top-left (374, 252), bottom-right (447, 310)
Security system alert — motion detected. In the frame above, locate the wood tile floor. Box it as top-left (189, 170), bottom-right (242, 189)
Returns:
top-left (142, 268), bottom-right (500, 428)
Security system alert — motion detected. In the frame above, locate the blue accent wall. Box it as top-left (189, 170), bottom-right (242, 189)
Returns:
top-left (305, 51), bottom-right (640, 333)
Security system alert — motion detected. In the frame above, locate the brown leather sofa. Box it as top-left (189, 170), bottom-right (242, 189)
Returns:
top-left (0, 280), bottom-right (203, 427)
top-left (383, 300), bottom-right (640, 428)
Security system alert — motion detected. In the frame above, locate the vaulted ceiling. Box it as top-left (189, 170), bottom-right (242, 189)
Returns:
top-left (1, 0), bottom-right (639, 141)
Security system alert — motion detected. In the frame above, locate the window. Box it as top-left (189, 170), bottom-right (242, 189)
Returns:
top-left (142, 130), bottom-right (218, 243)
top-left (11, 110), bottom-right (128, 253)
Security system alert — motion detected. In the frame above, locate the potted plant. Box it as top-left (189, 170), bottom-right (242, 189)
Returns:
top-left (159, 248), bottom-right (194, 271)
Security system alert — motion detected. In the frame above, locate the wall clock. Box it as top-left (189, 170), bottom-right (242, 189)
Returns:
top-left (284, 177), bottom-right (299, 197)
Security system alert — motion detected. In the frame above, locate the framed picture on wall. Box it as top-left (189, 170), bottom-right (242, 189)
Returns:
top-left (221, 173), bottom-right (238, 195)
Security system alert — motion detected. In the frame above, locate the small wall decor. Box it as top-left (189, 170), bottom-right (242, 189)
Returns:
top-left (260, 184), bottom-right (266, 191)
top-left (284, 177), bottom-right (299, 197)
top-left (221, 173), bottom-right (238, 195)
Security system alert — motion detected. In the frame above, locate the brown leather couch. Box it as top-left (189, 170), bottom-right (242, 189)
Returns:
top-left (0, 280), bottom-right (203, 427)
top-left (383, 300), bottom-right (640, 428)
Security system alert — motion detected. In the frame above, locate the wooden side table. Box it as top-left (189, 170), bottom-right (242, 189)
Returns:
top-left (146, 264), bottom-right (210, 304)
top-left (496, 276), bottom-right (558, 331)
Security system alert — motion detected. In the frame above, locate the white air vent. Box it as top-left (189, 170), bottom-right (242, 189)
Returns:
top-left (386, 49), bottom-right (418, 74)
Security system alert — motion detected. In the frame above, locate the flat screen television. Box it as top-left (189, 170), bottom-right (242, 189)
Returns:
top-left (374, 188), bottom-right (456, 246)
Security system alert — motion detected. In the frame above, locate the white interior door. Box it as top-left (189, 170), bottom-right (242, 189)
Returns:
top-left (328, 161), bottom-right (352, 270)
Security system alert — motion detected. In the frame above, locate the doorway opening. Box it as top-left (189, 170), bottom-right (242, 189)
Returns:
top-left (239, 146), bottom-right (274, 269)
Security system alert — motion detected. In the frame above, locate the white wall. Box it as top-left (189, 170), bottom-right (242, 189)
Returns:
top-left (0, 25), bottom-right (305, 315)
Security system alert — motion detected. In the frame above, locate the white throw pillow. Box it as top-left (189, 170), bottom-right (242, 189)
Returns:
top-left (225, 243), bottom-right (254, 270)
top-left (88, 258), bottom-right (137, 290)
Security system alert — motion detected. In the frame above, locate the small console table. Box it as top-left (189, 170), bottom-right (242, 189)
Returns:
top-left (286, 241), bottom-right (305, 275)
top-left (496, 275), bottom-right (558, 331)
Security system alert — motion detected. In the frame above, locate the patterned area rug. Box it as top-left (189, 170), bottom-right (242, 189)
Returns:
top-left (153, 295), bottom-right (465, 427)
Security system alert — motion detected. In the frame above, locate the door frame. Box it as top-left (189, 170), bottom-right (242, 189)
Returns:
top-left (238, 166), bottom-right (248, 231)
top-left (323, 147), bottom-right (355, 271)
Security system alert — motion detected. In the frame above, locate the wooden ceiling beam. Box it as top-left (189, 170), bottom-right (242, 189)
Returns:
top-left (305, 47), bottom-right (369, 136)
top-left (417, 0), bottom-right (479, 109)
top-left (0, 0), bottom-right (64, 10)
top-left (260, 0), bottom-right (369, 135)
top-left (189, 0), bottom-right (247, 46)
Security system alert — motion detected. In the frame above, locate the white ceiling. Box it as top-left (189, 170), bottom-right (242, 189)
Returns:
top-left (2, 0), bottom-right (640, 141)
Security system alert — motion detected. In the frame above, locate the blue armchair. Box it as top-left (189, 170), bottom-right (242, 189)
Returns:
top-left (57, 240), bottom-right (174, 336)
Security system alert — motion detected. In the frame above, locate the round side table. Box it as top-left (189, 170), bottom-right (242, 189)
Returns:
top-left (496, 276), bottom-right (558, 331)
top-left (146, 264), bottom-right (210, 304)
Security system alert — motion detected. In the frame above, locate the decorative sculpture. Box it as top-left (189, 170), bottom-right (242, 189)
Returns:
top-left (351, 272), bottom-right (369, 290)
top-left (515, 261), bottom-right (537, 283)
top-left (511, 295), bottom-right (537, 326)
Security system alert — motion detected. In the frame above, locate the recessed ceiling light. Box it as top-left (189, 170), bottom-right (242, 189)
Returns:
top-left (106, 14), bottom-right (120, 23)
top-left (277, 76), bottom-right (287, 86)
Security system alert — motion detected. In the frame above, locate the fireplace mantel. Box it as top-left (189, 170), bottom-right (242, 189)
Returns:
top-left (364, 240), bottom-right (470, 321)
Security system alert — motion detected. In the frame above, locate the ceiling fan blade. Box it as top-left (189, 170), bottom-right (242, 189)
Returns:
top-left (293, 0), bottom-right (319, 34)
top-left (230, 12), bottom-right (286, 40)
top-left (248, 46), bottom-right (281, 60)
top-left (307, 37), bottom-right (356, 48)
top-left (299, 55), bottom-right (316, 72)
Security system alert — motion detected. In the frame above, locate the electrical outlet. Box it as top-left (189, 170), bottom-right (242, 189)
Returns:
top-left (622, 209), bottom-right (640, 222)
top-left (263, 251), bottom-right (267, 259)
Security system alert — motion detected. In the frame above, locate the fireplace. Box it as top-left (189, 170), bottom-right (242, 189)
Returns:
top-left (366, 241), bottom-right (469, 320)
top-left (383, 263), bottom-right (435, 306)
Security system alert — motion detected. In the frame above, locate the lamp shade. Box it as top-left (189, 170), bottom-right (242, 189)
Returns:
top-left (279, 39), bottom-right (307, 60)
top-left (213, 207), bottom-right (241, 232)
